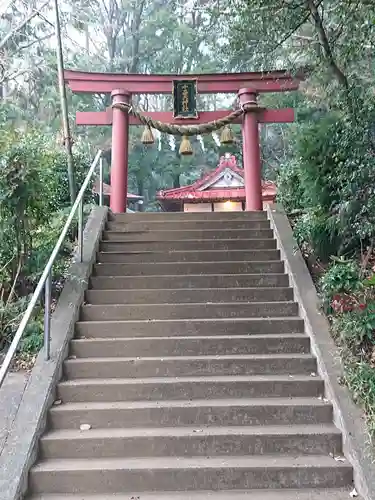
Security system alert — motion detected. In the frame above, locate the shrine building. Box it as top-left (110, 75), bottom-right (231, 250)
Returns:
top-left (157, 154), bottom-right (276, 213)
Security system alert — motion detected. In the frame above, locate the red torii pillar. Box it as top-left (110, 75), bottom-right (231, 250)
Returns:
top-left (239, 88), bottom-right (262, 211)
top-left (110, 89), bottom-right (130, 213)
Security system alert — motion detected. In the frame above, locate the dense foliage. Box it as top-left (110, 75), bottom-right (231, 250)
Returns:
top-left (0, 127), bottom-right (92, 355)
top-left (319, 259), bottom-right (375, 439)
top-left (225, 0), bottom-right (375, 440)
top-left (277, 106), bottom-right (375, 261)
top-left (226, 0), bottom-right (375, 261)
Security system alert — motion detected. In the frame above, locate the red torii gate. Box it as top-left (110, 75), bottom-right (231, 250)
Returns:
top-left (64, 69), bottom-right (304, 213)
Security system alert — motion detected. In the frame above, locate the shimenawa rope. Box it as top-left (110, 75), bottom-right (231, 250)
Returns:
top-left (111, 101), bottom-right (257, 136)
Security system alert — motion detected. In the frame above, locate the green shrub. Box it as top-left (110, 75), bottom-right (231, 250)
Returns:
top-left (40, 148), bottom-right (94, 212)
top-left (283, 108), bottom-right (375, 260)
top-left (293, 209), bottom-right (340, 263)
top-left (296, 115), bottom-right (343, 213)
top-left (342, 359), bottom-right (375, 440)
top-left (276, 160), bottom-right (304, 214)
top-left (20, 317), bottom-right (44, 354)
top-left (331, 308), bottom-right (375, 353)
top-left (330, 304), bottom-right (375, 440)
top-left (26, 211), bottom-right (73, 282)
top-left (0, 297), bottom-right (42, 351)
top-left (319, 258), bottom-right (361, 302)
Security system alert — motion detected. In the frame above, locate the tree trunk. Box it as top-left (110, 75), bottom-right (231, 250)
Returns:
top-left (129, 0), bottom-right (146, 73)
top-left (305, 0), bottom-right (350, 92)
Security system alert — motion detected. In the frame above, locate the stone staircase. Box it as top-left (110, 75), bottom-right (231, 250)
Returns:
top-left (28, 211), bottom-right (355, 499)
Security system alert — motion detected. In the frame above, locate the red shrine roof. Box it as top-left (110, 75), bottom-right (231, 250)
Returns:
top-left (157, 155), bottom-right (276, 204)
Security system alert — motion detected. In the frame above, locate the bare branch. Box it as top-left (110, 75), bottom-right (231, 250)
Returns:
top-left (0, 67), bottom-right (31, 84)
top-left (0, 0), bottom-right (13, 16)
top-left (0, 0), bottom-right (50, 51)
top-left (18, 32), bottom-right (54, 51)
top-left (270, 9), bottom-right (312, 54)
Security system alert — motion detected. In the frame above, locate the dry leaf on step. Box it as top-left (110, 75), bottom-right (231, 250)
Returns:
top-left (80, 424), bottom-right (92, 431)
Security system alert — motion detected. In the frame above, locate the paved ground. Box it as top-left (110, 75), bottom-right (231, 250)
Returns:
top-left (0, 370), bottom-right (30, 455)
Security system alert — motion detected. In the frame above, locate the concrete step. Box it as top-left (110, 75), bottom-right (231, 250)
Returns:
top-left (70, 334), bottom-right (310, 358)
top-left (29, 455), bottom-right (353, 494)
top-left (48, 397), bottom-right (334, 430)
top-left (97, 249), bottom-right (280, 263)
top-left (80, 302), bottom-right (299, 321)
top-left (100, 238), bottom-right (278, 252)
top-left (89, 273), bottom-right (290, 290)
top-left (85, 288), bottom-right (294, 305)
top-left (109, 211), bottom-right (269, 222)
top-left (102, 229), bottom-right (274, 241)
top-left (27, 489), bottom-right (361, 500)
top-left (106, 220), bottom-right (271, 231)
top-left (40, 424), bottom-right (342, 460)
top-left (75, 317), bottom-right (305, 338)
top-left (26, 211), bottom-right (355, 500)
top-left (64, 353), bottom-right (317, 379)
top-left (57, 375), bottom-right (324, 403)
top-left (93, 261), bottom-right (284, 276)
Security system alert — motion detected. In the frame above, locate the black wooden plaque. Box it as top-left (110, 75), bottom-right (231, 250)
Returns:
top-left (173, 79), bottom-right (198, 119)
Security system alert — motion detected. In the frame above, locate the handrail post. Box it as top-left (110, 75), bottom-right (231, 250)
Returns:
top-left (78, 199), bottom-right (83, 263)
top-left (44, 271), bottom-right (52, 361)
top-left (99, 156), bottom-right (104, 207)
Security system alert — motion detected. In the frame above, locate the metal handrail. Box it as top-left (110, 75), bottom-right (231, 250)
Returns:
top-left (0, 150), bottom-right (104, 388)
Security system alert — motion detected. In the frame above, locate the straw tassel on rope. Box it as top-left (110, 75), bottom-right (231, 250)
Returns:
top-left (179, 135), bottom-right (193, 155)
top-left (220, 125), bottom-right (235, 144)
top-left (141, 125), bottom-right (155, 145)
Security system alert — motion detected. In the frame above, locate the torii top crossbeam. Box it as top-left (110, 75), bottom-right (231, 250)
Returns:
top-left (64, 69), bottom-right (304, 94)
top-left (65, 69), bottom-right (305, 213)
